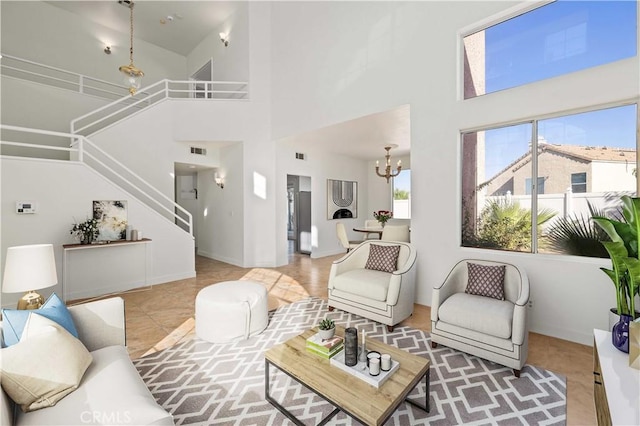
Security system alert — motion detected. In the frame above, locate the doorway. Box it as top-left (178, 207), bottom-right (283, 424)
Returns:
top-left (287, 175), bottom-right (312, 255)
top-left (174, 164), bottom-right (201, 251)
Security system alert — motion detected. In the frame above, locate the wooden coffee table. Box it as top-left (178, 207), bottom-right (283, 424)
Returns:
top-left (264, 327), bottom-right (430, 426)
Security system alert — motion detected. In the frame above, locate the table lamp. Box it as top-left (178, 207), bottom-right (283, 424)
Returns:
top-left (2, 244), bottom-right (58, 310)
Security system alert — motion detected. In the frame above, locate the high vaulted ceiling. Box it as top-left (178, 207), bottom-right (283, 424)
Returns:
top-left (46, 1), bottom-right (240, 56)
top-left (43, 1), bottom-right (411, 160)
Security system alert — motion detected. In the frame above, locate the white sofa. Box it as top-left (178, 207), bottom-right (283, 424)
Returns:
top-left (328, 240), bottom-right (417, 331)
top-left (1, 297), bottom-right (173, 426)
top-left (430, 259), bottom-right (530, 377)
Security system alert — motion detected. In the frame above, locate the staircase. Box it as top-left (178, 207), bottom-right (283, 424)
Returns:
top-left (1, 54), bottom-right (250, 236)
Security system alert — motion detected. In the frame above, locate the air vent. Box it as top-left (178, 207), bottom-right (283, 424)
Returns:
top-left (190, 147), bottom-right (207, 156)
top-left (295, 152), bottom-right (305, 160)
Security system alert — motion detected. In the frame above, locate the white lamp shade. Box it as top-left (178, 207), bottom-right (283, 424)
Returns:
top-left (2, 244), bottom-right (58, 293)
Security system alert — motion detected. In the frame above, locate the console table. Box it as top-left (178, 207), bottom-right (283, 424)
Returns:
top-left (593, 329), bottom-right (640, 426)
top-left (62, 239), bottom-right (152, 301)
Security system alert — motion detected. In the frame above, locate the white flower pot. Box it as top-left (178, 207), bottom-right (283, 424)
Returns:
top-left (318, 328), bottom-right (335, 340)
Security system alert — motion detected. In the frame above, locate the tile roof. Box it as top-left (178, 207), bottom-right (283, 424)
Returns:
top-left (479, 143), bottom-right (636, 189)
top-left (541, 143), bottom-right (636, 162)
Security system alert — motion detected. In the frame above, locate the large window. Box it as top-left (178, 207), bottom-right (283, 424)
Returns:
top-left (463, 1), bottom-right (637, 99)
top-left (393, 169), bottom-right (411, 219)
top-left (462, 104), bottom-right (637, 256)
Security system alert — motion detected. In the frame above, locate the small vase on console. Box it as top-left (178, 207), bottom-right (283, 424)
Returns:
top-left (612, 313), bottom-right (632, 353)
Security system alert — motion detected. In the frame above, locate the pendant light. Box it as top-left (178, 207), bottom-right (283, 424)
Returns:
top-left (119, 1), bottom-right (144, 95)
top-left (375, 146), bottom-right (402, 183)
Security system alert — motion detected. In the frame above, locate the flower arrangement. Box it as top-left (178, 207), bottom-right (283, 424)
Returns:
top-left (70, 218), bottom-right (100, 244)
top-left (373, 210), bottom-right (393, 226)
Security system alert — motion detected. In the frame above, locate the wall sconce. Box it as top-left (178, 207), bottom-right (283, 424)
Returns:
top-left (215, 174), bottom-right (225, 189)
top-left (104, 46), bottom-right (112, 54)
top-left (219, 32), bottom-right (229, 47)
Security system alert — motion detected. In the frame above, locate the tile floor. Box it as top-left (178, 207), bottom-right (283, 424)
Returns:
top-left (71, 252), bottom-right (595, 425)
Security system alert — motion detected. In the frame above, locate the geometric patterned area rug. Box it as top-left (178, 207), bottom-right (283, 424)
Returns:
top-left (134, 297), bottom-right (566, 425)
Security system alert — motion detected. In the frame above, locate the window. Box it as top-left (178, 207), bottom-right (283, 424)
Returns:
top-left (463, 1), bottom-right (637, 99)
top-left (392, 169), bottom-right (411, 219)
top-left (525, 177), bottom-right (545, 195)
top-left (571, 172), bottom-right (587, 193)
top-left (462, 104), bottom-right (637, 256)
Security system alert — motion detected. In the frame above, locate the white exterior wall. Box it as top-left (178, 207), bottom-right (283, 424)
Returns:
top-left (0, 157), bottom-right (195, 308)
top-left (591, 161), bottom-right (637, 192)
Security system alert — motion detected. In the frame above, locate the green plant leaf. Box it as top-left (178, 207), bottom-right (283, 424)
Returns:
top-left (601, 240), bottom-right (629, 315)
top-left (622, 257), bottom-right (640, 318)
top-left (593, 217), bottom-right (625, 243)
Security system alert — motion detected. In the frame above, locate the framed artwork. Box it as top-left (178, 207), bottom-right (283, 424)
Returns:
top-left (93, 200), bottom-right (127, 241)
top-left (327, 179), bottom-right (357, 220)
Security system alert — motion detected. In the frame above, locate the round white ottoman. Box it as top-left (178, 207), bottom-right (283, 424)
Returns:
top-left (195, 280), bottom-right (269, 343)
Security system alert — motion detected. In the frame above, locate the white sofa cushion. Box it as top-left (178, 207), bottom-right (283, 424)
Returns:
top-left (17, 345), bottom-right (173, 426)
top-left (331, 268), bottom-right (391, 302)
top-left (438, 293), bottom-right (514, 339)
top-left (1, 313), bottom-right (92, 413)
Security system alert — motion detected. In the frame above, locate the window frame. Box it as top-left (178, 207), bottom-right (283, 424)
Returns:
top-left (459, 0), bottom-right (637, 100)
top-left (570, 172), bottom-right (587, 193)
top-left (460, 101), bottom-right (639, 254)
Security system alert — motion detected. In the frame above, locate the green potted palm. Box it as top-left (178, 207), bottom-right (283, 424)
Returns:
top-left (593, 195), bottom-right (640, 353)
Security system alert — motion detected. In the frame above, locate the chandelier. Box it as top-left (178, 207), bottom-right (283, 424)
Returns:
top-left (119, 1), bottom-right (144, 95)
top-left (375, 146), bottom-right (402, 183)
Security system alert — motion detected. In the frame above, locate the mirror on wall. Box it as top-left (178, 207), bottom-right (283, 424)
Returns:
top-left (327, 179), bottom-right (357, 220)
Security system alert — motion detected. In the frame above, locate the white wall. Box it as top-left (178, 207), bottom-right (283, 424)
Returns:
top-left (2, 0), bottom-right (635, 346)
top-left (1, 78), bottom-right (109, 137)
top-left (197, 143), bottom-right (245, 266)
top-left (276, 142), bottom-right (370, 264)
top-left (0, 157), bottom-right (195, 308)
top-left (366, 154), bottom-right (411, 219)
top-left (0, 1), bottom-right (187, 86)
top-left (187, 3), bottom-right (250, 82)
top-left (268, 0), bottom-right (635, 345)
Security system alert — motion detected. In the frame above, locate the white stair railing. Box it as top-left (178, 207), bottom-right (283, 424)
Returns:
top-left (0, 125), bottom-right (193, 235)
top-left (1, 53), bottom-right (134, 100)
top-left (71, 79), bottom-right (249, 136)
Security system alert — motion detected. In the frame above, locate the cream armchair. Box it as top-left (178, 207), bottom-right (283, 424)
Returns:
top-left (328, 240), bottom-right (417, 331)
top-left (431, 259), bottom-right (530, 377)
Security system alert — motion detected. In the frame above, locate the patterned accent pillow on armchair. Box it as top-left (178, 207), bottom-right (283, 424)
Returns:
top-left (364, 244), bottom-right (400, 273)
top-left (465, 262), bottom-right (506, 300)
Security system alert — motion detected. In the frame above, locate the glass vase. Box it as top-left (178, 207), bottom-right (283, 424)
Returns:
top-left (612, 313), bottom-right (632, 353)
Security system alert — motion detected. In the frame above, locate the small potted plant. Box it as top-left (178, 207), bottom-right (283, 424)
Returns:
top-left (373, 210), bottom-right (393, 227)
top-left (70, 218), bottom-right (100, 245)
top-left (318, 318), bottom-right (336, 340)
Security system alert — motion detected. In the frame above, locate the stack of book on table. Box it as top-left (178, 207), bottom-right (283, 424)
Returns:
top-left (306, 333), bottom-right (344, 359)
